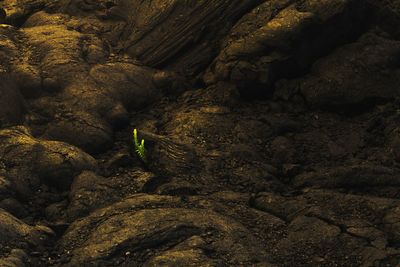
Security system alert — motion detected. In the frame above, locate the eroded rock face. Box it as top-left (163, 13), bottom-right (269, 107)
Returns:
top-left (51, 0), bottom-right (265, 77)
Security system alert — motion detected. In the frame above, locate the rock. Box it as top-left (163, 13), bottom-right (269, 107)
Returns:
top-left (156, 180), bottom-right (201, 196)
top-left (104, 103), bottom-right (129, 129)
top-left (34, 141), bottom-right (97, 190)
top-left (0, 75), bottom-right (25, 127)
top-left (45, 200), bottom-right (68, 222)
top-left (4, 19), bottom-right (180, 154)
top-left (89, 63), bottom-right (163, 110)
top-left (44, 111), bottom-right (114, 154)
top-left (386, 127), bottom-right (400, 162)
top-left (230, 163), bottom-right (281, 193)
top-left (298, 33), bottom-right (400, 109)
top-left (252, 192), bottom-right (308, 221)
top-left (254, 190), bottom-right (397, 266)
top-left (383, 205), bottom-right (400, 244)
top-left (293, 164), bottom-right (400, 189)
top-left (67, 170), bottom-right (159, 220)
top-left (60, 194), bottom-right (270, 266)
top-left (0, 1), bottom-right (400, 267)
top-left (0, 249), bottom-right (28, 267)
top-left (136, 130), bottom-right (200, 176)
top-left (145, 241), bottom-right (216, 267)
top-left (0, 198), bottom-right (27, 219)
top-left (261, 116), bottom-right (302, 136)
top-left (206, 0), bottom-right (369, 97)
top-left (270, 136), bottom-right (295, 164)
top-left (369, 0), bottom-right (400, 38)
top-left (229, 144), bottom-right (262, 167)
top-left (281, 164), bottom-right (303, 177)
top-left (0, 126), bottom-right (97, 194)
top-left (195, 82), bottom-right (241, 107)
top-left (67, 171), bottom-right (114, 220)
top-left (272, 216), bottom-right (343, 266)
top-left (0, 8), bottom-right (6, 24)
top-left (152, 70), bottom-right (187, 96)
top-left (0, 0), bottom-right (47, 25)
top-left (327, 141), bottom-right (348, 159)
top-left (233, 120), bottom-right (271, 144)
top-left (105, 150), bottom-right (134, 170)
top-left (54, 0), bottom-right (264, 77)
top-left (0, 209), bottom-right (52, 257)
top-left (0, 176), bottom-right (12, 199)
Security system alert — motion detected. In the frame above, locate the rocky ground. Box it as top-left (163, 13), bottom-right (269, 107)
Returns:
top-left (1, 0), bottom-right (400, 266)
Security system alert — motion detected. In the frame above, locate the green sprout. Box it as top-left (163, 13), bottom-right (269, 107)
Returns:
top-left (133, 128), bottom-right (147, 163)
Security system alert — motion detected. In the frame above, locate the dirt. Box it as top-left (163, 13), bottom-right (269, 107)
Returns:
top-left (1, 0), bottom-right (400, 266)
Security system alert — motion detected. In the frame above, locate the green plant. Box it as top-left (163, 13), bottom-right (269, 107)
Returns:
top-left (133, 128), bottom-right (147, 163)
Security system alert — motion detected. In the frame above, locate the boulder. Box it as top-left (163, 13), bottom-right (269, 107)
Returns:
top-left (298, 33), bottom-right (400, 109)
top-left (0, 126), bottom-right (97, 194)
top-left (205, 0), bottom-right (369, 97)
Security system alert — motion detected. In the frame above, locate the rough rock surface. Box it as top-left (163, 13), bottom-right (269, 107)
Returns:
top-left (0, 209), bottom-right (53, 266)
top-left (296, 33), bottom-right (400, 109)
top-left (0, 75), bottom-right (25, 127)
top-left (1, 0), bottom-right (400, 266)
top-left (204, 0), bottom-right (370, 97)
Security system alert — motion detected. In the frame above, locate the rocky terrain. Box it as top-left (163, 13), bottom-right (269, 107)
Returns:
top-left (1, 0), bottom-right (400, 266)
